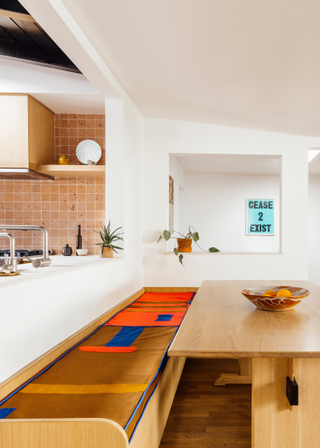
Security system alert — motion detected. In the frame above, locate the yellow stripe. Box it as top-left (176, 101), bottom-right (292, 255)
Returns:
top-left (20, 384), bottom-right (148, 394)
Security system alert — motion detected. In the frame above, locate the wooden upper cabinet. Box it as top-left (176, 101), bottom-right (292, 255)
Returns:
top-left (0, 94), bottom-right (54, 169)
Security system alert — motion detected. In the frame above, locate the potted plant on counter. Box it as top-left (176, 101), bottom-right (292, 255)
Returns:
top-left (94, 221), bottom-right (124, 258)
top-left (157, 225), bottom-right (219, 266)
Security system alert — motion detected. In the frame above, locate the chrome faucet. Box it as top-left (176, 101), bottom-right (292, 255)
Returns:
top-left (0, 225), bottom-right (51, 268)
top-left (0, 232), bottom-right (17, 272)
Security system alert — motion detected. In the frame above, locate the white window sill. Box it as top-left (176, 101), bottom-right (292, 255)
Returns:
top-left (164, 251), bottom-right (283, 255)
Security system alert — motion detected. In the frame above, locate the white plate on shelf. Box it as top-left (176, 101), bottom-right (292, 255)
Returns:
top-left (76, 140), bottom-right (102, 165)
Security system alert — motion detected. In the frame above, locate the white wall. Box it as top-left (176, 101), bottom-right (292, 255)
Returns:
top-left (0, 96), bottom-right (143, 383)
top-left (308, 175), bottom-right (320, 284)
top-left (0, 57), bottom-right (99, 94)
top-left (180, 172), bottom-right (280, 253)
top-left (0, 65), bottom-right (144, 384)
top-left (143, 118), bottom-right (320, 286)
top-left (0, 95), bottom-right (144, 383)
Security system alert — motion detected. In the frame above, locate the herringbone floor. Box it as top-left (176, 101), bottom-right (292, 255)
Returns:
top-left (159, 358), bottom-right (251, 447)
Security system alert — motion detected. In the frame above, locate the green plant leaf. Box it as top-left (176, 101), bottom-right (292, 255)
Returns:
top-left (209, 247), bottom-right (220, 252)
top-left (109, 226), bottom-right (123, 239)
top-left (163, 230), bottom-right (171, 241)
top-left (179, 254), bottom-right (184, 266)
top-left (192, 232), bottom-right (199, 242)
top-left (94, 221), bottom-right (124, 249)
top-left (110, 245), bottom-right (123, 251)
top-left (173, 247), bottom-right (179, 255)
top-left (157, 235), bottom-right (162, 243)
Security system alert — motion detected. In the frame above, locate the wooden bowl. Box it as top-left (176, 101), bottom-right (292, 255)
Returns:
top-left (241, 286), bottom-right (310, 311)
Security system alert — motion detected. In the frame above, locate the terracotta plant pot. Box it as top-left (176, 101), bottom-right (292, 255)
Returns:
top-left (101, 246), bottom-right (113, 258)
top-left (177, 238), bottom-right (192, 253)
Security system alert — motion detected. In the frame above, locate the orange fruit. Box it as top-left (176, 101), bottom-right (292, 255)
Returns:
top-left (263, 290), bottom-right (276, 297)
top-left (276, 289), bottom-right (292, 297)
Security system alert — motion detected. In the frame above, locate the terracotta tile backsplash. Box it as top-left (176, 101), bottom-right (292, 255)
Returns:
top-left (55, 114), bottom-right (105, 165)
top-left (0, 114), bottom-right (105, 256)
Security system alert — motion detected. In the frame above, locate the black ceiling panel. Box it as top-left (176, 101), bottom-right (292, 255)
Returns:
top-left (0, 0), bottom-right (29, 14)
top-left (0, 0), bottom-right (81, 73)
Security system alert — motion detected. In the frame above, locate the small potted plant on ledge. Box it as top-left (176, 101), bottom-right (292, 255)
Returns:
top-left (157, 225), bottom-right (220, 266)
top-left (94, 221), bottom-right (124, 258)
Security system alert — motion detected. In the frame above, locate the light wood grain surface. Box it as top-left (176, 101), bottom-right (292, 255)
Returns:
top-left (252, 357), bottom-right (320, 448)
top-left (36, 165), bottom-right (105, 178)
top-left (0, 95), bottom-right (29, 168)
top-left (169, 280), bottom-right (320, 358)
top-left (130, 357), bottom-right (185, 448)
top-left (0, 419), bottom-right (128, 448)
top-left (28, 95), bottom-right (54, 166)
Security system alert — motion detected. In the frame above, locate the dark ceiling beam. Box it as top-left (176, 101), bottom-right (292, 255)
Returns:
top-left (0, 1), bottom-right (81, 73)
top-left (0, 0), bottom-right (29, 15)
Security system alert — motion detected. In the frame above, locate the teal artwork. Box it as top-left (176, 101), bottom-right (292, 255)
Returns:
top-left (246, 199), bottom-right (274, 235)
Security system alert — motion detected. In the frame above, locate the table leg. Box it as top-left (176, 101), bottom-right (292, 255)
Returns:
top-left (252, 357), bottom-right (320, 448)
top-left (214, 358), bottom-right (252, 386)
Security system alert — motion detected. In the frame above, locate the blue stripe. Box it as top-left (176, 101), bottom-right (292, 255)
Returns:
top-left (127, 293), bottom-right (196, 442)
top-left (126, 326), bottom-right (179, 442)
top-left (105, 327), bottom-right (144, 347)
top-left (155, 314), bottom-right (173, 322)
top-left (0, 293), bottom-right (196, 409)
top-left (0, 408), bottom-right (15, 419)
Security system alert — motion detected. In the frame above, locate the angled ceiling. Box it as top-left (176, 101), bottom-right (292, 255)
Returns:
top-left (45, 0), bottom-right (320, 137)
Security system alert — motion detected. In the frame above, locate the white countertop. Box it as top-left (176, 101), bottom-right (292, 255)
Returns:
top-left (0, 255), bottom-right (122, 289)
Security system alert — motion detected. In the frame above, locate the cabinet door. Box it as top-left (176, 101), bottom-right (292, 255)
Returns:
top-left (0, 95), bottom-right (29, 168)
top-left (28, 96), bottom-right (54, 167)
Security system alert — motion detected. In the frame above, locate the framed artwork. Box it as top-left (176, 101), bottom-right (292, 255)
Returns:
top-left (169, 176), bottom-right (174, 232)
top-left (246, 199), bottom-right (275, 236)
top-left (169, 175), bottom-right (174, 204)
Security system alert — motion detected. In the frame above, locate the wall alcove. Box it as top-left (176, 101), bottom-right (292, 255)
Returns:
top-left (169, 154), bottom-right (281, 254)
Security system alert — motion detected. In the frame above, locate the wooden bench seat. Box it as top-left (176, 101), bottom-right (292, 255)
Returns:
top-left (0, 287), bottom-right (197, 448)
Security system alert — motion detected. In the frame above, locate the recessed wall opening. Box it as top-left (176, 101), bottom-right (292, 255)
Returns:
top-left (169, 154), bottom-right (281, 254)
top-left (308, 148), bottom-right (320, 283)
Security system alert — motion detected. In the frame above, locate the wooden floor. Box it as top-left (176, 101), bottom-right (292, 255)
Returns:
top-left (159, 358), bottom-right (251, 447)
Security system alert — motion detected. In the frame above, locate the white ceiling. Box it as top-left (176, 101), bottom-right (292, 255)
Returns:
top-left (175, 155), bottom-right (281, 175)
top-left (56, 0), bottom-right (320, 137)
top-left (31, 93), bottom-right (105, 114)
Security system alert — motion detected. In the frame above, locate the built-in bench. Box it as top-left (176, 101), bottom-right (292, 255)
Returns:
top-left (0, 287), bottom-right (198, 448)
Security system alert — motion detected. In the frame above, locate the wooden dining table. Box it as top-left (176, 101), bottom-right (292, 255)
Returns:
top-left (168, 280), bottom-right (320, 448)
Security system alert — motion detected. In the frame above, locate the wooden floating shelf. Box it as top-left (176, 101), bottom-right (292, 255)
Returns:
top-left (36, 165), bottom-right (105, 178)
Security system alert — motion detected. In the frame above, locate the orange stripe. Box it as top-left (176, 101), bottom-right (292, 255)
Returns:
top-left (79, 346), bottom-right (137, 353)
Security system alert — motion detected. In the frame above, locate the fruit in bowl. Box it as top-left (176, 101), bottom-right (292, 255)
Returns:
top-left (241, 286), bottom-right (309, 311)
